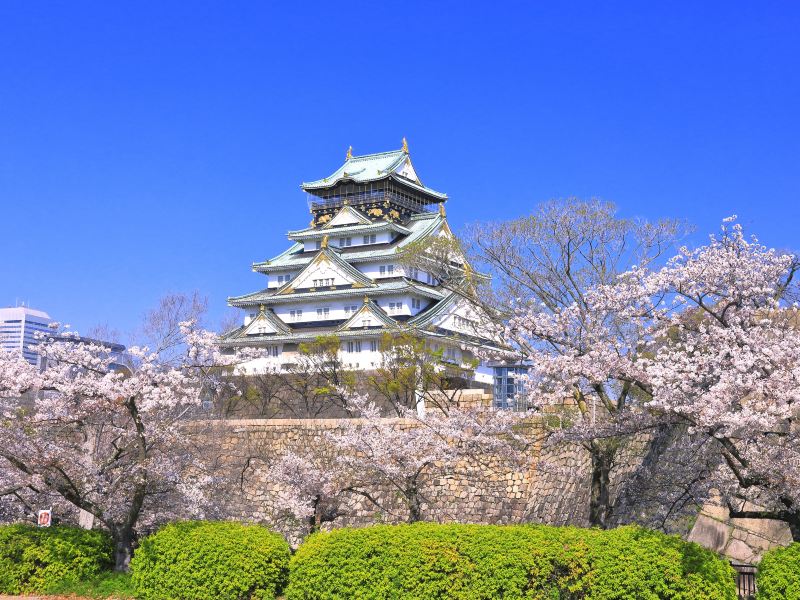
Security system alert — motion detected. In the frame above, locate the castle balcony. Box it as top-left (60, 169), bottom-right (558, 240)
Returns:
top-left (306, 185), bottom-right (440, 216)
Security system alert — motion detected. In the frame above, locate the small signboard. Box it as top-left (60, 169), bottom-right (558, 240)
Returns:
top-left (37, 509), bottom-right (52, 527)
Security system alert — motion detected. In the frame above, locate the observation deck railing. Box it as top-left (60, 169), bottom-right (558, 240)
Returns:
top-left (307, 189), bottom-right (437, 214)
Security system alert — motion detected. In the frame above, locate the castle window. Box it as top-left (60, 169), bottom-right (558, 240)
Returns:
top-left (344, 305), bottom-right (359, 315)
top-left (411, 298), bottom-right (421, 310)
top-left (346, 341), bottom-right (362, 353)
top-left (316, 307), bottom-right (330, 319)
top-left (407, 267), bottom-right (419, 280)
top-left (290, 309), bottom-right (303, 321)
top-left (454, 315), bottom-right (475, 329)
top-left (315, 241), bottom-right (321, 250)
top-left (362, 234), bottom-right (376, 244)
top-left (388, 302), bottom-right (402, 313)
top-left (339, 237), bottom-right (352, 247)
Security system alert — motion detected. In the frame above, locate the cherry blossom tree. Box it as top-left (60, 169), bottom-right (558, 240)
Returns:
top-left (267, 395), bottom-right (531, 533)
top-left (0, 297), bottom-right (244, 571)
top-left (629, 218), bottom-right (800, 538)
top-left (512, 216), bottom-right (800, 536)
top-left (265, 449), bottom-right (346, 542)
top-left (481, 200), bottom-right (685, 527)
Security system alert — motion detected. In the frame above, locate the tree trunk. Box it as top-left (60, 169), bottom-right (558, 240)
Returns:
top-left (588, 442), bottom-right (614, 528)
top-left (113, 526), bottom-right (135, 572)
top-left (407, 481), bottom-right (422, 523)
top-left (728, 505), bottom-right (800, 543)
top-left (309, 495), bottom-right (322, 534)
top-left (787, 514), bottom-right (800, 542)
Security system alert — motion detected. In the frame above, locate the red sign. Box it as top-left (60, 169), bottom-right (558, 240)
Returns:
top-left (37, 509), bottom-right (52, 527)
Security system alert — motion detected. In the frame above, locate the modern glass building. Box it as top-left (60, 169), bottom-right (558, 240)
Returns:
top-left (0, 306), bottom-right (53, 366)
top-left (492, 365), bottom-right (531, 411)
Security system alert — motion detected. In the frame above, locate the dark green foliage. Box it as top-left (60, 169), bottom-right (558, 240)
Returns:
top-left (287, 523), bottom-right (737, 599)
top-left (130, 520), bottom-right (291, 600)
top-left (757, 542), bottom-right (800, 599)
top-left (0, 523), bottom-right (113, 594)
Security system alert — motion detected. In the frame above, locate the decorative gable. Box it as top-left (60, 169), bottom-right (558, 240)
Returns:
top-left (243, 307), bottom-right (290, 336)
top-left (280, 249), bottom-right (373, 293)
top-left (410, 293), bottom-right (497, 341)
top-left (338, 297), bottom-right (397, 330)
top-left (323, 205), bottom-right (371, 228)
top-left (395, 156), bottom-right (421, 184)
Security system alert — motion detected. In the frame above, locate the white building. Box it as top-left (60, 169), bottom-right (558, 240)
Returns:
top-left (0, 306), bottom-right (53, 365)
top-left (221, 142), bottom-right (502, 385)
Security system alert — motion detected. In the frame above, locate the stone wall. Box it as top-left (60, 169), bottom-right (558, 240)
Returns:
top-left (688, 499), bottom-right (794, 564)
top-left (199, 408), bottom-right (793, 563)
top-left (201, 410), bottom-right (593, 531)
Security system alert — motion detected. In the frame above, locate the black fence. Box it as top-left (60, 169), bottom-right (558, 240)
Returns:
top-left (732, 563), bottom-right (756, 600)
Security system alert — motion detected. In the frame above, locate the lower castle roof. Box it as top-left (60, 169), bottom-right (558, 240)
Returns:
top-left (228, 278), bottom-right (446, 307)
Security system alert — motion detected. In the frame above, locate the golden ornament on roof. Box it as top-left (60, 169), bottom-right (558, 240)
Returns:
top-left (401, 137), bottom-right (408, 152)
top-left (439, 203), bottom-right (446, 217)
top-left (321, 235), bottom-right (329, 249)
top-left (346, 145), bottom-right (353, 159)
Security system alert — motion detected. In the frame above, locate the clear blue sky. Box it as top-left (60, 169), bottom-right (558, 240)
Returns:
top-left (1, 2), bottom-right (798, 341)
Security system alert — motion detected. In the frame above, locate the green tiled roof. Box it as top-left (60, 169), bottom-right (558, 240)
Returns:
top-left (253, 212), bottom-right (443, 273)
top-left (220, 325), bottom-right (395, 346)
top-left (408, 291), bottom-right (459, 327)
top-left (228, 279), bottom-right (446, 307)
top-left (287, 220), bottom-right (411, 241)
top-left (301, 148), bottom-right (447, 201)
top-left (219, 320), bottom-right (506, 352)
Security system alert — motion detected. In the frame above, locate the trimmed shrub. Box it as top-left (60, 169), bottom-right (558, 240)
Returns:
top-left (757, 542), bottom-right (800, 599)
top-left (287, 523), bottom-right (737, 599)
top-left (0, 523), bottom-right (113, 594)
top-left (130, 520), bottom-right (290, 600)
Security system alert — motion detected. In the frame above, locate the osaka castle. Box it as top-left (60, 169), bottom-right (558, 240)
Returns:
top-left (221, 141), bottom-right (500, 386)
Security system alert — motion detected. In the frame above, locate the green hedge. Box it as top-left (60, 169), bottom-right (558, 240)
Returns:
top-left (287, 523), bottom-right (737, 599)
top-left (130, 520), bottom-right (290, 600)
top-left (0, 523), bottom-right (113, 594)
top-left (757, 542), bottom-right (800, 599)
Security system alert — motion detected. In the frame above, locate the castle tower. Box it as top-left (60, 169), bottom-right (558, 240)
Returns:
top-left (222, 142), bottom-right (498, 385)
